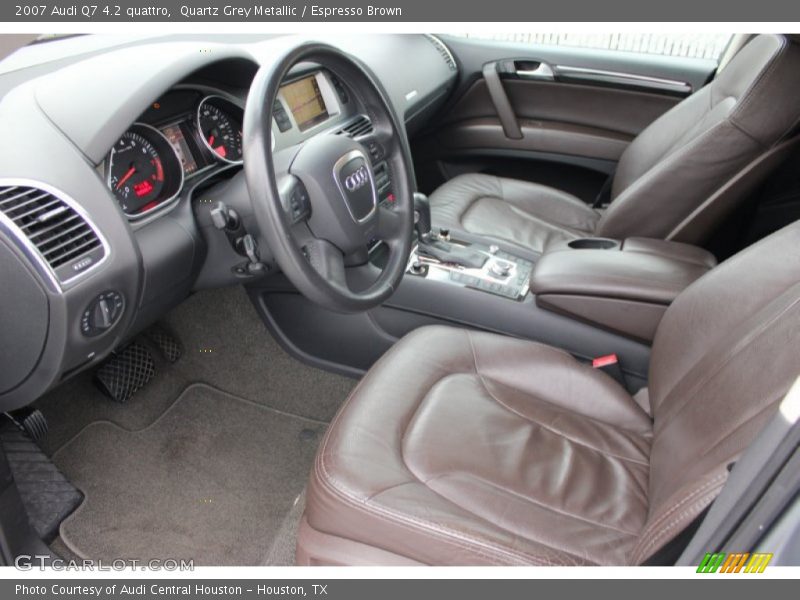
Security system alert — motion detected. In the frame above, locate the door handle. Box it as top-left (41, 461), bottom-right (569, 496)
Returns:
top-left (514, 60), bottom-right (555, 81)
top-left (494, 59), bottom-right (556, 81)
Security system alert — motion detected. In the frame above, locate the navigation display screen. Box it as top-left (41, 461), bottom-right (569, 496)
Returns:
top-left (281, 75), bottom-right (329, 131)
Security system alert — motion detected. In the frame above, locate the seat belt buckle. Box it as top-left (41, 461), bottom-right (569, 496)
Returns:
top-left (592, 354), bottom-right (626, 386)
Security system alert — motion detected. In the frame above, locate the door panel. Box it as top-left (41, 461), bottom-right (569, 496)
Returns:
top-left (442, 35), bottom-right (718, 93)
top-left (438, 116), bottom-right (631, 162)
top-left (413, 35), bottom-right (720, 201)
top-left (445, 79), bottom-right (682, 137)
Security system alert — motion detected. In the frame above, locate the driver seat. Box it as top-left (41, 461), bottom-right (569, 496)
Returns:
top-left (297, 220), bottom-right (800, 565)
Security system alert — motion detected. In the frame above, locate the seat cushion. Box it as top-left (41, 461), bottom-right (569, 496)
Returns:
top-left (429, 174), bottom-right (600, 254)
top-left (305, 326), bottom-right (653, 565)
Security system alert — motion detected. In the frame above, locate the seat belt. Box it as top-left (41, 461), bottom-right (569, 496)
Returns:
top-left (592, 170), bottom-right (615, 208)
top-left (592, 353), bottom-right (626, 387)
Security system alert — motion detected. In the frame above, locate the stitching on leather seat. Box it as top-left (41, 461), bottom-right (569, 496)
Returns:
top-left (435, 468), bottom-right (642, 539)
top-left (637, 484), bottom-right (724, 564)
top-left (474, 372), bottom-right (650, 467)
top-left (313, 329), bottom-right (569, 566)
top-left (497, 199), bottom-right (595, 234)
top-left (462, 195), bottom-right (593, 239)
top-left (316, 439), bottom-right (530, 564)
top-left (604, 120), bottom-right (733, 217)
top-left (397, 374), bottom-right (642, 556)
top-left (498, 177), bottom-right (599, 224)
top-left (631, 473), bottom-right (726, 563)
top-left (695, 396), bottom-right (783, 465)
top-left (315, 447), bottom-right (547, 565)
top-left (466, 332), bottom-right (649, 432)
top-left (656, 289), bottom-right (800, 429)
top-left (729, 36), bottom-right (785, 139)
top-left (363, 466), bottom-right (605, 564)
top-left (462, 332), bottom-right (649, 539)
top-left (429, 175), bottom-right (503, 225)
top-left (434, 175), bottom-right (596, 242)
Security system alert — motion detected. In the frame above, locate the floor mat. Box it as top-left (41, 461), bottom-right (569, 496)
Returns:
top-left (163, 287), bottom-right (355, 422)
top-left (54, 384), bottom-right (325, 566)
top-left (35, 286), bottom-right (355, 454)
top-left (261, 490), bottom-right (307, 566)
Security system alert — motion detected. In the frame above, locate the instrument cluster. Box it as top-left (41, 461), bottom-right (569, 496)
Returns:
top-left (105, 90), bottom-right (244, 219)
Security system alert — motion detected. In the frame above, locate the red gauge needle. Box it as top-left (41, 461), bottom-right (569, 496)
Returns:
top-left (208, 135), bottom-right (215, 146)
top-left (116, 166), bottom-right (136, 189)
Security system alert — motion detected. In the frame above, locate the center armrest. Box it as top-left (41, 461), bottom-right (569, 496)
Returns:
top-left (531, 238), bottom-right (716, 342)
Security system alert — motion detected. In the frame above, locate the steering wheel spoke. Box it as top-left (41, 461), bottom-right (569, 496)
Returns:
top-left (303, 238), bottom-right (347, 289)
top-left (369, 126), bottom-right (394, 149)
top-left (351, 130), bottom-right (390, 164)
top-left (376, 204), bottom-right (404, 241)
top-left (277, 174), bottom-right (311, 224)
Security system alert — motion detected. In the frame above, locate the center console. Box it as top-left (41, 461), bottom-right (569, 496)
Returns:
top-left (404, 192), bottom-right (534, 299)
top-left (531, 236), bottom-right (716, 343)
top-left (407, 237), bottom-right (534, 300)
top-left (251, 195), bottom-right (718, 394)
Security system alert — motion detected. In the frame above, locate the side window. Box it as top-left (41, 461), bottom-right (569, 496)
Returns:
top-left (453, 33), bottom-right (732, 62)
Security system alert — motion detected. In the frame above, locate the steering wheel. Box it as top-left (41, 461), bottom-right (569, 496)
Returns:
top-left (242, 42), bottom-right (414, 313)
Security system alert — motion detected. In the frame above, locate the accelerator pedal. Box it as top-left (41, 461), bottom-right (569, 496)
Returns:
top-left (0, 419), bottom-right (83, 542)
top-left (94, 342), bottom-right (155, 403)
top-left (145, 325), bottom-right (183, 363)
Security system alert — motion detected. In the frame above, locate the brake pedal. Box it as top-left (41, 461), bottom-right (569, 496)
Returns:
top-left (95, 342), bottom-right (155, 403)
top-left (9, 408), bottom-right (48, 445)
top-left (144, 325), bottom-right (183, 363)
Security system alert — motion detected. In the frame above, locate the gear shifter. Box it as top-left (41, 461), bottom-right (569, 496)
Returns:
top-left (413, 193), bottom-right (488, 270)
top-left (413, 192), bottom-right (432, 242)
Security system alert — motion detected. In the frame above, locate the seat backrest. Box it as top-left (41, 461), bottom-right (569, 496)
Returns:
top-left (596, 34), bottom-right (800, 243)
top-left (630, 220), bottom-right (800, 563)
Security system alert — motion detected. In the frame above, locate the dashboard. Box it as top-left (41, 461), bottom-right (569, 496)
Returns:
top-left (100, 68), bottom-right (373, 223)
top-left (0, 34), bottom-right (458, 411)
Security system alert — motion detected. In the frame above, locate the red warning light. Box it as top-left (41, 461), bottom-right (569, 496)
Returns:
top-left (133, 180), bottom-right (154, 197)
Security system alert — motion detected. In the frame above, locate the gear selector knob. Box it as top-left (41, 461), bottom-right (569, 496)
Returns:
top-left (413, 192), bottom-right (432, 241)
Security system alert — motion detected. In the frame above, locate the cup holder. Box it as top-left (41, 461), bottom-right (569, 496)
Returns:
top-left (567, 238), bottom-right (619, 250)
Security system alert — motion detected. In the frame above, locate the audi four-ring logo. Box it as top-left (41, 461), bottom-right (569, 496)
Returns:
top-left (344, 166), bottom-right (369, 192)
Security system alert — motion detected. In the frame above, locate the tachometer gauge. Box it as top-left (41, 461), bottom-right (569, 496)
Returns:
top-left (106, 124), bottom-right (183, 218)
top-left (197, 96), bottom-right (244, 164)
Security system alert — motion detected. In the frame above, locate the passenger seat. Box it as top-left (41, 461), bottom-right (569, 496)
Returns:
top-left (429, 34), bottom-right (800, 254)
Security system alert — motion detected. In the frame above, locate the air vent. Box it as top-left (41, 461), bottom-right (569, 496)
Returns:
top-left (336, 115), bottom-right (373, 139)
top-left (0, 183), bottom-right (106, 287)
top-left (425, 35), bottom-right (457, 71)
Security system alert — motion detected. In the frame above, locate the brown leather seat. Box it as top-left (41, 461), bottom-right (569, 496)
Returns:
top-left (429, 34), bottom-right (800, 254)
top-left (297, 220), bottom-right (800, 565)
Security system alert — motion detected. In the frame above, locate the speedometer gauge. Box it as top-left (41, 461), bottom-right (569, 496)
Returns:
top-left (106, 124), bottom-right (183, 218)
top-left (197, 96), bottom-right (244, 164)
